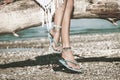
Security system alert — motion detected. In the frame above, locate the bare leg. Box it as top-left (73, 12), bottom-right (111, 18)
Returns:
top-left (61, 0), bottom-right (80, 69)
top-left (50, 0), bottom-right (67, 49)
top-left (53, 0), bottom-right (67, 43)
top-left (50, 0), bottom-right (80, 69)
top-left (61, 0), bottom-right (73, 48)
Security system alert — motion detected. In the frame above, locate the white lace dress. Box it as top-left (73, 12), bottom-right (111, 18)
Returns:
top-left (35, 0), bottom-right (64, 30)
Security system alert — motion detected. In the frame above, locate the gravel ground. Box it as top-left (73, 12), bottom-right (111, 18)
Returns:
top-left (0, 32), bottom-right (120, 80)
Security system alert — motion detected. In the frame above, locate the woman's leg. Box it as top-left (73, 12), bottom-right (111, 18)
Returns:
top-left (62, 0), bottom-right (73, 47)
top-left (61, 0), bottom-right (80, 68)
top-left (50, 0), bottom-right (67, 49)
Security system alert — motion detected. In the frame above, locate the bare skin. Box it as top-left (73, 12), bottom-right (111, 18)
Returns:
top-left (0, 0), bottom-right (13, 5)
top-left (2, 0), bottom-right (14, 4)
top-left (52, 0), bottom-right (80, 69)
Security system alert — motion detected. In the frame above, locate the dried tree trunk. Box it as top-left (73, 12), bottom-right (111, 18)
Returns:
top-left (0, 0), bottom-right (120, 36)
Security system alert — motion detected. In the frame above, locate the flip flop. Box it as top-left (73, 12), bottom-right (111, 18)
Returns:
top-left (59, 58), bottom-right (83, 73)
top-left (48, 25), bottom-right (62, 54)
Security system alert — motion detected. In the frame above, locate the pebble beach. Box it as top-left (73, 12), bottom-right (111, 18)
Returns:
top-left (0, 32), bottom-right (120, 80)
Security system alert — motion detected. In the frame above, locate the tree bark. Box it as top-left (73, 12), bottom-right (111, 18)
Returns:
top-left (0, 0), bottom-right (120, 36)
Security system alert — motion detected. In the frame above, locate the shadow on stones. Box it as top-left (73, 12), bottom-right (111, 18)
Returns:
top-left (0, 54), bottom-right (120, 73)
top-left (0, 54), bottom-right (60, 69)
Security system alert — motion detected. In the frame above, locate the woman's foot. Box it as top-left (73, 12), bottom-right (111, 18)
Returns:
top-left (48, 25), bottom-right (62, 53)
top-left (60, 47), bottom-right (81, 71)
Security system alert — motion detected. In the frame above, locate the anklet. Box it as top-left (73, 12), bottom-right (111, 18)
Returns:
top-left (63, 47), bottom-right (72, 52)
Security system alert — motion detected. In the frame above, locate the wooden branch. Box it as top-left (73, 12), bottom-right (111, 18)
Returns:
top-left (0, 0), bottom-right (120, 36)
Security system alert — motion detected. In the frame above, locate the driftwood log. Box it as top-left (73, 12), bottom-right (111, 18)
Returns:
top-left (0, 0), bottom-right (120, 36)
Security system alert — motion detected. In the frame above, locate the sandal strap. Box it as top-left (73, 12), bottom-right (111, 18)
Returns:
top-left (64, 59), bottom-right (79, 65)
top-left (56, 42), bottom-right (62, 47)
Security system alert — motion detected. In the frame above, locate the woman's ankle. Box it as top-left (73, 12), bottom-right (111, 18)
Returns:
top-left (62, 47), bottom-right (74, 58)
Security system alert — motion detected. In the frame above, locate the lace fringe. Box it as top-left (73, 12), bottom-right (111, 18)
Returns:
top-left (36, 0), bottom-right (64, 31)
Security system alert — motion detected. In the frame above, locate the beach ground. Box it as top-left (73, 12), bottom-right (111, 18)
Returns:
top-left (0, 33), bottom-right (120, 80)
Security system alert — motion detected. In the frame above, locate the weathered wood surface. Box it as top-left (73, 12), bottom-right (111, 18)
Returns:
top-left (0, 0), bottom-right (120, 36)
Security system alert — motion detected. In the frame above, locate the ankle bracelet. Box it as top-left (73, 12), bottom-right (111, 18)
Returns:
top-left (63, 47), bottom-right (71, 52)
top-left (54, 25), bottom-right (62, 31)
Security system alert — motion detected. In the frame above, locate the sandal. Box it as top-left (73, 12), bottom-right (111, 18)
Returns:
top-left (48, 25), bottom-right (62, 53)
top-left (59, 47), bottom-right (83, 73)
